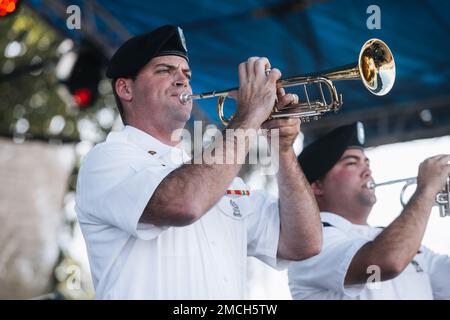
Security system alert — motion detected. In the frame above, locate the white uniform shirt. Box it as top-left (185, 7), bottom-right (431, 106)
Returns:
top-left (288, 212), bottom-right (450, 300)
top-left (75, 126), bottom-right (285, 299)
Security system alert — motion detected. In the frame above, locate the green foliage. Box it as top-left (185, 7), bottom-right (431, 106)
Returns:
top-left (0, 4), bottom-right (118, 143)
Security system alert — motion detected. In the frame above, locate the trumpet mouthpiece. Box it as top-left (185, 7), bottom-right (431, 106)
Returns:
top-left (366, 181), bottom-right (376, 189)
top-left (179, 92), bottom-right (192, 103)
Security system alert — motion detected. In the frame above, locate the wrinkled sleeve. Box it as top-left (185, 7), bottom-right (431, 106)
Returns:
top-left (76, 145), bottom-right (175, 240)
top-left (288, 226), bottom-right (368, 299)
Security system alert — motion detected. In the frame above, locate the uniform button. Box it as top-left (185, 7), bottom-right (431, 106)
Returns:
top-left (223, 277), bottom-right (228, 283)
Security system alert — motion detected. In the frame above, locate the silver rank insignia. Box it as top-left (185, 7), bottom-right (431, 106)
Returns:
top-left (356, 121), bottom-right (365, 145)
top-left (178, 27), bottom-right (187, 52)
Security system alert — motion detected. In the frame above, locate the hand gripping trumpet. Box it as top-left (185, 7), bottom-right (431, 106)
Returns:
top-left (367, 177), bottom-right (450, 217)
top-left (179, 38), bottom-right (396, 126)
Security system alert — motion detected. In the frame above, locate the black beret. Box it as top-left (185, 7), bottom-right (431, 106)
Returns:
top-left (106, 25), bottom-right (188, 79)
top-left (298, 122), bottom-right (366, 183)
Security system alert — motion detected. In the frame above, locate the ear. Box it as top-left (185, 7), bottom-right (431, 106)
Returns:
top-left (311, 180), bottom-right (325, 197)
top-left (115, 78), bottom-right (133, 102)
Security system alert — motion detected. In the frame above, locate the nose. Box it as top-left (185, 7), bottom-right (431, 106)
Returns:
top-left (174, 69), bottom-right (189, 88)
top-left (362, 164), bottom-right (372, 180)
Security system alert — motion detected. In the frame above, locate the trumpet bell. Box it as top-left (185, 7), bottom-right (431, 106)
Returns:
top-left (358, 38), bottom-right (395, 96)
top-left (180, 38), bottom-right (396, 126)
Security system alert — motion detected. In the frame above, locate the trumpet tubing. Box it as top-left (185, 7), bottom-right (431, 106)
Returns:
top-left (367, 177), bottom-right (450, 217)
top-left (180, 38), bottom-right (396, 126)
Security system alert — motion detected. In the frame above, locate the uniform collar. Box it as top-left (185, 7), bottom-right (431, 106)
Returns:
top-left (320, 212), bottom-right (358, 233)
top-left (320, 211), bottom-right (375, 237)
top-left (124, 126), bottom-right (171, 155)
top-left (123, 125), bottom-right (191, 164)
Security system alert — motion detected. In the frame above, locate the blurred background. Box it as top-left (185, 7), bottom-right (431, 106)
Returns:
top-left (0, 0), bottom-right (449, 299)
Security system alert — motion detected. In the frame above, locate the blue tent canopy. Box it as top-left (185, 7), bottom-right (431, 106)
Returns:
top-left (27, 0), bottom-right (450, 146)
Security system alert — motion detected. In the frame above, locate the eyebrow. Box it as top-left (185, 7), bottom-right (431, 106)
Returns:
top-left (154, 63), bottom-right (191, 74)
top-left (339, 155), bottom-right (370, 163)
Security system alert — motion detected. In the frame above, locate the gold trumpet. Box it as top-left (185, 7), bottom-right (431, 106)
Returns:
top-left (367, 177), bottom-right (450, 217)
top-left (179, 38), bottom-right (396, 126)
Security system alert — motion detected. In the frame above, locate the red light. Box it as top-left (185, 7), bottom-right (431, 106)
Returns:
top-left (0, 0), bottom-right (18, 16)
top-left (73, 88), bottom-right (92, 108)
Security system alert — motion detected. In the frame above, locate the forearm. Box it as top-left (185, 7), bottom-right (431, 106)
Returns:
top-left (347, 186), bottom-right (435, 284)
top-left (277, 148), bottom-right (322, 260)
top-left (141, 118), bottom-right (258, 226)
top-left (370, 186), bottom-right (434, 267)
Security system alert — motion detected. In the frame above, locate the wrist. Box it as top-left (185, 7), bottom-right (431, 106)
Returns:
top-left (228, 116), bottom-right (261, 130)
top-left (415, 184), bottom-right (438, 201)
top-left (278, 147), bottom-right (296, 165)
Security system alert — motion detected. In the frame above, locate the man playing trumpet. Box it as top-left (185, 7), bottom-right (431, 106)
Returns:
top-left (288, 122), bottom-right (450, 299)
top-left (75, 25), bottom-right (322, 299)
